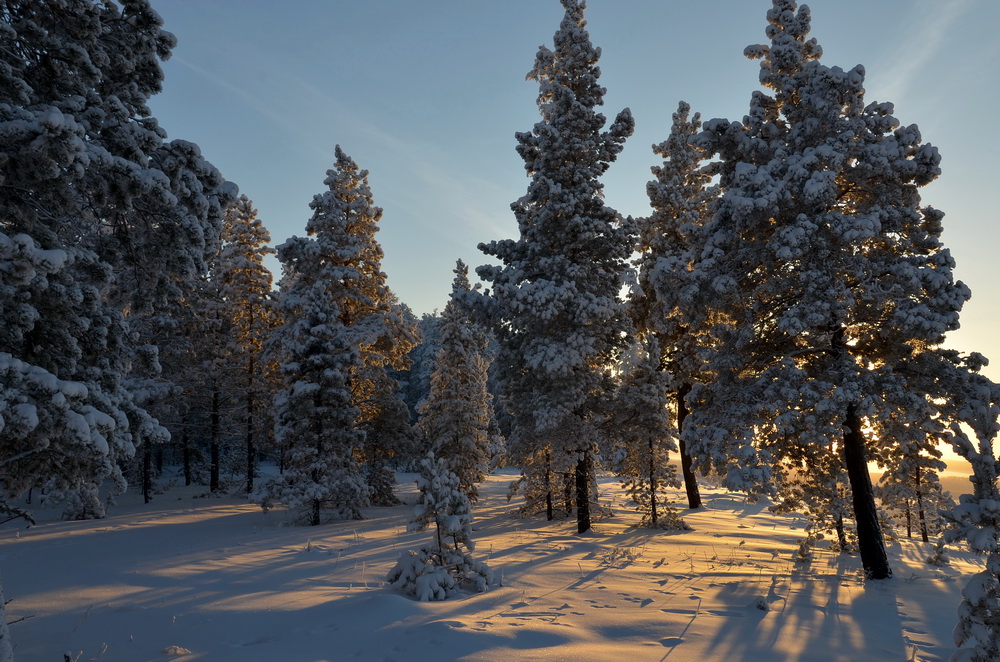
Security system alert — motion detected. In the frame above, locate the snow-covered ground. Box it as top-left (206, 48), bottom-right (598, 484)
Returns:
top-left (0, 470), bottom-right (981, 661)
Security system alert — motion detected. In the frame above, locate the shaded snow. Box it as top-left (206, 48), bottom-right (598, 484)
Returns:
top-left (0, 470), bottom-right (981, 661)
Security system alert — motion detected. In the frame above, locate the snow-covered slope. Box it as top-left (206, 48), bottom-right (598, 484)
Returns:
top-left (0, 470), bottom-right (979, 661)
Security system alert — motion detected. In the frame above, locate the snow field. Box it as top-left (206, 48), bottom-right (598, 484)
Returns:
top-left (0, 470), bottom-right (981, 661)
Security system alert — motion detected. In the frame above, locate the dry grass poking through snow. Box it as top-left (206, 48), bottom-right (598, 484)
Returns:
top-left (0, 470), bottom-right (983, 661)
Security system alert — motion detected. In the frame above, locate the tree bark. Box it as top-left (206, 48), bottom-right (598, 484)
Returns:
top-left (142, 438), bottom-right (153, 504)
top-left (181, 418), bottom-right (192, 487)
top-left (544, 451), bottom-right (554, 521)
top-left (210, 388), bottom-right (221, 493)
top-left (676, 383), bottom-right (702, 509)
top-left (648, 440), bottom-right (659, 526)
top-left (915, 467), bottom-right (929, 543)
top-left (843, 403), bottom-right (891, 579)
top-left (310, 397), bottom-right (323, 525)
top-left (563, 470), bottom-right (574, 517)
top-left (835, 514), bottom-right (847, 550)
top-left (576, 452), bottom-right (592, 534)
top-left (245, 356), bottom-right (256, 494)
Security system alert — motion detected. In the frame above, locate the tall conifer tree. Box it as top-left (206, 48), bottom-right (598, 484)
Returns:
top-left (686, 0), bottom-right (977, 579)
top-left (632, 100), bottom-right (716, 510)
top-left (0, 1), bottom-right (232, 647)
top-left (478, 0), bottom-right (634, 533)
top-left (307, 147), bottom-right (419, 505)
top-left (218, 195), bottom-right (276, 494)
top-left (0, 0), bottom-right (232, 518)
top-left (417, 261), bottom-right (493, 503)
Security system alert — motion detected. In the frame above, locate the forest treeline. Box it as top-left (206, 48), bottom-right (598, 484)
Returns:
top-left (1, 0), bottom-right (999, 659)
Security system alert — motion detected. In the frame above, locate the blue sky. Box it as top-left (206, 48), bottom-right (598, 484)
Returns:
top-left (148, 0), bottom-right (1000, 377)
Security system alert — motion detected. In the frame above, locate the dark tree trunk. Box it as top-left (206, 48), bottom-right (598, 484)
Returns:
top-left (676, 383), bottom-right (702, 509)
top-left (563, 470), bottom-right (574, 517)
top-left (648, 439), bottom-right (659, 527)
top-left (181, 421), bottom-right (192, 487)
top-left (544, 451), bottom-right (554, 521)
top-left (915, 467), bottom-right (929, 543)
top-left (905, 500), bottom-right (912, 539)
top-left (308, 401), bottom-right (324, 526)
top-left (210, 388), bottom-right (221, 493)
top-left (576, 452), bottom-right (592, 534)
top-left (835, 514), bottom-right (847, 550)
top-left (843, 403), bottom-right (891, 579)
top-left (142, 438), bottom-right (153, 504)
top-left (245, 356), bottom-right (256, 495)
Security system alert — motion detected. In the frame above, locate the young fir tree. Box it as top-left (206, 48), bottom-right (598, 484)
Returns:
top-left (771, 437), bottom-right (856, 553)
top-left (254, 265), bottom-right (369, 525)
top-left (632, 100), bottom-right (717, 510)
top-left (218, 194), bottom-right (276, 494)
top-left (873, 409), bottom-right (952, 542)
top-left (684, 0), bottom-right (973, 580)
top-left (400, 312), bottom-right (445, 421)
top-left (417, 261), bottom-right (493, 502)
top-left (386, 452), bottom-right (494, 602)
top-left (608, 340), bottom-right (688, 530)
top-left (307, 147), bottom-right (420, 505)
top-left (477, 0), bottom-right (634, 533)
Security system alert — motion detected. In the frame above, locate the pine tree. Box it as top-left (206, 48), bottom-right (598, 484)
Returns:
top-left (218, 194), bottom-right (276, 494)
top-left (873, 408), bottom-right (952, 542)
top-left (386, 452), bottom-right (494, 601)
top-left (400, 312), bottom-right (445, 421)
top-left (608, 340), bottom-right (688, 530)
top-left (306, 147), bottom-right (420, 505)
top-left (940, 353), bottom-right (1000, 662)
top-left (417, 261), bottom-right (493, 502)
top-left (478, 0), bottom-right (634, 533)
top-left (632, 100), bottom-right (717, 510)
top-left (254, 268), bottom-right (369, 524)
top-left (685, 0), bottom-right (973, 579)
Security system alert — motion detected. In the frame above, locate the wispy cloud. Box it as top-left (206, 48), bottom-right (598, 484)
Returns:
top-left (866, 0), bottom-right (976, 105)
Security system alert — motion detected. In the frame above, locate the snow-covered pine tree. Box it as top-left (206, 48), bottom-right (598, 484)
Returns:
top-left (0, 0), bottom-right (233, 519)
top-left (0, 232), bottom-right (146, 518)
top-left (306, 147), bottom-right (420, 505)
top-left (180, 249), bottom-right (238, 495)
top-left (632, 100), bottom-right (717, 510)
top-left (685, 0), bottom-right (973, 579)
top-left (218, 194), bottom-right (277, 494)
top-left (417, 261), bottom-right (493, 502)
top-left (255, 262), bottom-right (369, 524)
top-left (386, 452), bottom-right (494, 601)
top-left (940, 354), bottom-right (1000, 662)
top-left (477, 0), bottom-right (634, 534)
top-left (608, 340), bottom-right (688, 530)
top-left (873, 408), bottom-right (952, 542)
top-left (400, 312), bottom-right (444, 422)
top-left (771, 437), bottom-right (856, 553)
